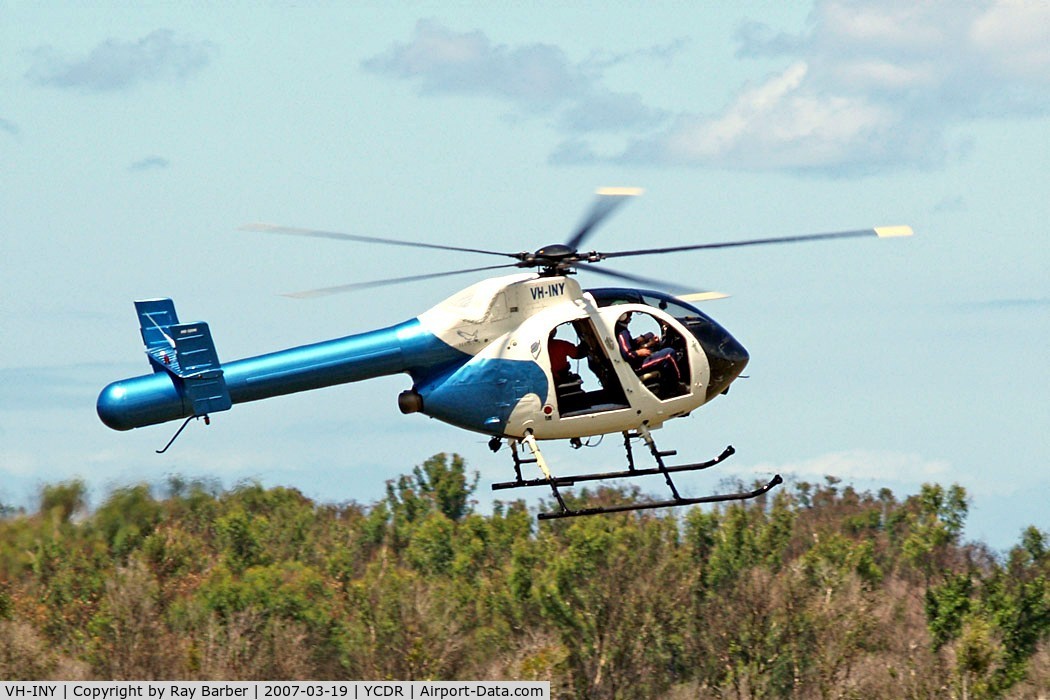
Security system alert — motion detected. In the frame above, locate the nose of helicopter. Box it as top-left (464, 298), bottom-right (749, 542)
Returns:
top-left (686, 319), bottom-right (749, 401)
top-left (703, 334), bottom-right (749, 401)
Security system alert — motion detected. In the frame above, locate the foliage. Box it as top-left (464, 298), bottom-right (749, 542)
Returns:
top-left (0, 456), bottom-right (1047, 698)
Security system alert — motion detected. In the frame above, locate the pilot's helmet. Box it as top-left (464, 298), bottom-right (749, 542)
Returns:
top-left (616, 311), bottom-right (633, 326)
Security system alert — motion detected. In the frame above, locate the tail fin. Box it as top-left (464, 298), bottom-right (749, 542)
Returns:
top-left (134, 299), bottom-right (233, 416)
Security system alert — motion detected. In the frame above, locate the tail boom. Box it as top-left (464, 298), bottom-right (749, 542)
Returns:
top-left (97, 300), bottom-right (462, 431)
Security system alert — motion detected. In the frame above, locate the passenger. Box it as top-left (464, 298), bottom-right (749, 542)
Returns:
top-left (615, 312), bottom-right (681, 383)
top-left (548, 329), bottom-right (584, 383)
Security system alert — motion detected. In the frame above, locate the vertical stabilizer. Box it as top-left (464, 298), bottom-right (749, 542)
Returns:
top-left (133, 299), bottom-right (232, 416)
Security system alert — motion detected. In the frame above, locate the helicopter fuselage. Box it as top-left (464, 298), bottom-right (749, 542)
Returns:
top-left (95, 185), bottom-right (908, 518)
top-left (96, 273), bottom-right (749, 441)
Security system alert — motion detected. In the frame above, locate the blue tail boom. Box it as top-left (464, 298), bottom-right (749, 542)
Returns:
top-left (97, 298), bottom-right (466, 432)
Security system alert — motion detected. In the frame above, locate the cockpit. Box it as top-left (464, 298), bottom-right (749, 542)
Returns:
top-left (588, 287), bottom-right (750, 400)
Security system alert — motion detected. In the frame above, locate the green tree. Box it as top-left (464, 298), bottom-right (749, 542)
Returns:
top-left (903, 483), bottom-right (968, 583)
top-left (40, 479), bottom-right (87, 525)
top-left (4, 461), bottom-right (1050, 693)
top-left (92, 484), bottom-right (163, 561)
top-left (389, 453), bottom-right (478, 523)
top-left (926, 572), bottom-right (974, 649)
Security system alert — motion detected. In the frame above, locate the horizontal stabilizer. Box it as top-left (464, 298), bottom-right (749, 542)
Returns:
top-left (170, 323), bottom-right (222, 376)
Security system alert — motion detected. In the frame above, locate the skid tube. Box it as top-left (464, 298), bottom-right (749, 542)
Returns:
top-left (494, 429), bottom-right (782, 520)
top-left (537, 474), bottom-right (783, 520)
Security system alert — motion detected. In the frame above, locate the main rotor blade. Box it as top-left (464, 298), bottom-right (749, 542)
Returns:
top-left (565, 187), bottom-right (644, 251)
top-left (242, 223), bottom-right (516, 259)
top-left (578, 264), bottom-right (707, 297)
top-left (600, 226), bottom-right (913, 259)
top-left (283, 263), bottom-right (523, 299)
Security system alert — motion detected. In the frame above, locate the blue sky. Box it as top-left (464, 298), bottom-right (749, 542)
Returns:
top-left (1, 1), bottom-right (1047, 549)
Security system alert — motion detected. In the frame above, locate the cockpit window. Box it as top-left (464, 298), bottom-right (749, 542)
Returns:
top-left (590, 287), bottom-right (735, 362)
top-left (639, 294), bottom-right (705, 321)
top-left (589, 288), bottom-right (704, 322)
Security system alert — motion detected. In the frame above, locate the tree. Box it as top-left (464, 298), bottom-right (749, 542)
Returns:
top-left (399, 453), bottom-right (478, 522)
top-left (385, 453), bottom-right (479, 550)
top-left (40, 479), bottom-right (87, 525)
top-left (903, 483), bottom-right (968, 584)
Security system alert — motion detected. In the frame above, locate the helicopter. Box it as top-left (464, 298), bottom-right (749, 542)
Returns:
top-left (97, 188), bottom-right (912, 519)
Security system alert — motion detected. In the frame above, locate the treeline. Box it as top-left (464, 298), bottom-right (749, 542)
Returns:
top-left (1, 453), bottom-right (1048, 698)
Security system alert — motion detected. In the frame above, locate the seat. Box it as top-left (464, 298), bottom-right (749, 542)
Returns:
top-left (556, 375), bottom-right (585, 398)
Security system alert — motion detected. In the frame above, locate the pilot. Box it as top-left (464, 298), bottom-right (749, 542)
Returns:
top-left (615, 312), bottom-right (681, 383)
top-left (548, 329), bottom-right (584, 384)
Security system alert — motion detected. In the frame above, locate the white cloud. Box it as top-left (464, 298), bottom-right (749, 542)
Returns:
top-left (365, 3), bottom-right (1049, 174)
top-left (636, 61), bottom-right (905, 172)
top-left (734, 449), bottom-right (951, 484)
top-left (647, 0), bottom-right (1050, 173)
top-left (363, 19), bottom-right (669, 131)
top-left (27, 29), bottom-right (216, 92)
top-left (364, 20), bottom-right (586, 107)
top-left (724, 448), bottom-right (1020, 499)
top-left (970, 2), bottom-right (1050, 81)
top-left (832, 60), bottom-right (937, 91)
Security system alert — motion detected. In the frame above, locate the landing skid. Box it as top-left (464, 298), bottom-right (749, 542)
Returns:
top-left (492, 428), bottom-right (782, 520)
top-left (535, 476), bottom-right (782, 520)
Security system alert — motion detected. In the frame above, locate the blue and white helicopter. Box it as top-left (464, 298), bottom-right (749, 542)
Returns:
top-left (97, 189), bottom-right (911, 519)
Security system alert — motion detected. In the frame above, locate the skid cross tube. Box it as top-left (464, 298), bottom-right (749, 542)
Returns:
top-left (492, 445), bottom-right (735, 490)
top-left (537, 474), bottom-right (784, 520)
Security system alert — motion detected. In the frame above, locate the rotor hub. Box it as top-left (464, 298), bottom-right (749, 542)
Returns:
top-left (533, 243), bottom-right (575, 260)
top-left (530, 243), bottom-right (579, 275)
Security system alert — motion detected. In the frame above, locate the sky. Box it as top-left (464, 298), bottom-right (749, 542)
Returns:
top-left (1, 1), bottom-right (1047, 550)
